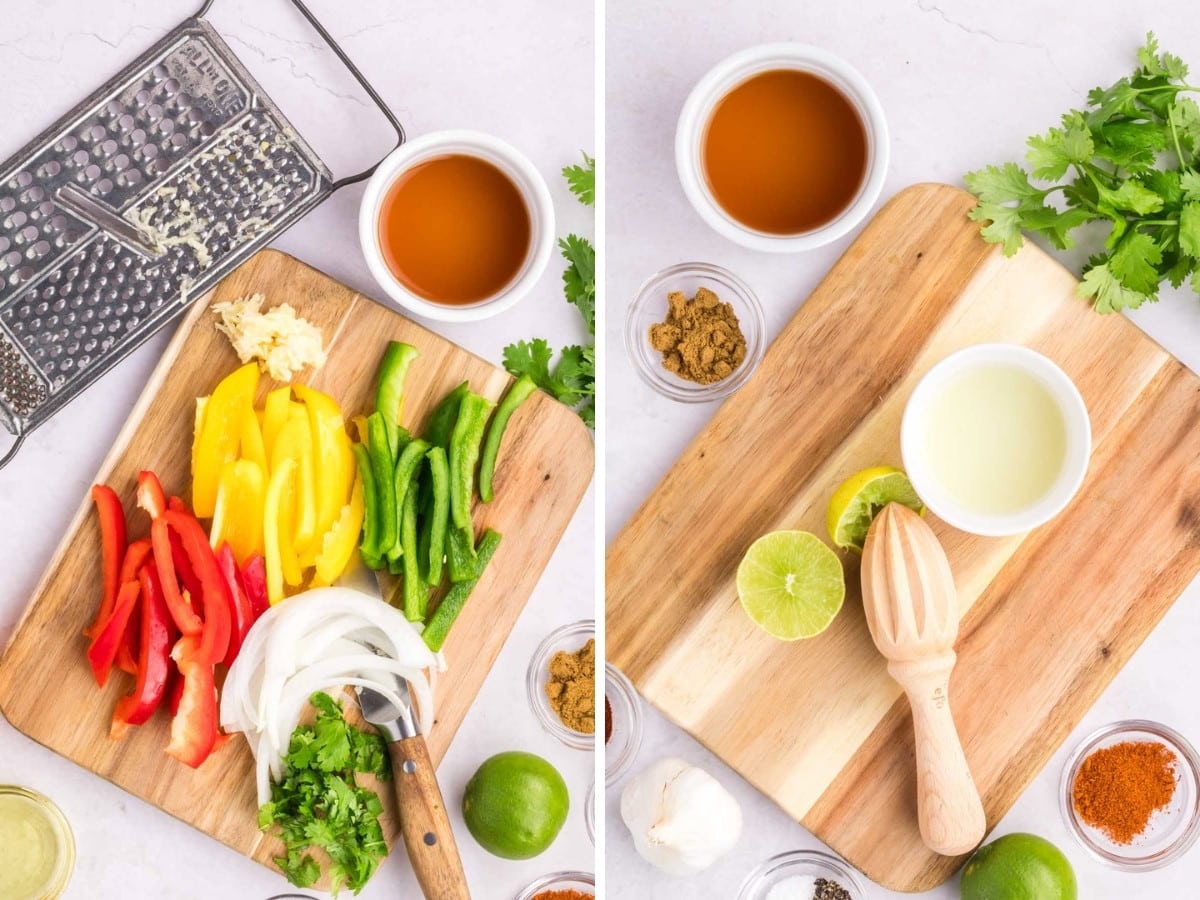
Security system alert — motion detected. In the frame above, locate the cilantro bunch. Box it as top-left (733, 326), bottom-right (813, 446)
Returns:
top-left (965, 33), bottom-right (1200, 312)
top-left (258, 693), bottom-right (391, 895)
top-left (503, 153), bottom-right (596, 428)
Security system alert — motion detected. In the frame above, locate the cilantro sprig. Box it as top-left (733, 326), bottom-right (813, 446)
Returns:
top-left (503, 152), bottom-right (596, 428)
top-left (258, 693), bottom-right (391, 895)
top-left (965, 32), bottom-right (1200, 312)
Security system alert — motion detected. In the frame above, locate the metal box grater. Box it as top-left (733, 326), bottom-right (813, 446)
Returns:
top-left (0, 0), bottom-right (404, 468)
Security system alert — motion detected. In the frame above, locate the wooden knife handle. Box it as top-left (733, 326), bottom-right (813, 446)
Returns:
top-left (888, 653), bottom-right (987, 857)
top-left (389, 735), bottom-right (471, 900)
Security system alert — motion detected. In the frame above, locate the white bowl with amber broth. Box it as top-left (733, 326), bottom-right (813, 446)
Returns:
top-left (901, 344), bottom-right (1091, 537)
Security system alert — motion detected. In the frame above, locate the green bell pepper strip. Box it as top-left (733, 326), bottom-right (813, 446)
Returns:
top-left (423, 529), bottom-right (502, 652)
top-left (384, 430), bottom-right (414, 567)
top-left (478, 375), bottom-right (537, 503)
top-left (401, 474), bottom-right (427, 622)
top-left (351, 442), bottom-right (382, 568)
top-left (446, 522), bottom-right (476, 583)
top-left (424, 381), bottom-right (469, 448)
top-left (374, 341), bottom-right (419, 456)
top-left (366, 412), bottom-right (398, 558)
top-left (448, 392), bottom-right (495, 536)
top-left (423, 447), bottom-right (450, 586)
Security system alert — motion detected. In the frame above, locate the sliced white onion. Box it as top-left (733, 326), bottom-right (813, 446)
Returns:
top-left (220, 587), bottom-right (439, 805)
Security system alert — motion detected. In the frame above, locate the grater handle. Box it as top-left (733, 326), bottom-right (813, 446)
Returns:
top-left (0, 424), bottom-right (27, 472)
top-left (193, 0), bottom-right (406, 190)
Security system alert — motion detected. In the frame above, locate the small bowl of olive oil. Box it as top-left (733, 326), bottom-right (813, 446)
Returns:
top-left (0, 786), bottom-right (75, 899)
top-left (901, 343), bottom-right (1091, 537)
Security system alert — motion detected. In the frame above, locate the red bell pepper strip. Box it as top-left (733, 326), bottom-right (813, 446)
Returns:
top-left (216, 542), bottom-right (254, 667)
top-left (166, 636), bottom-right (218, 768)
top-left (242, 554), bottom-right (269, 619)
top-left (168, 495), bottom-right (188, 514)
top-left (151, 518), bottom-right (204, 636)
top-left (166, 667), bottom-right (183, 718)
top-left (85, 485), bottom-right (127, 639)
top-left (86, 580), bottom-right (140, 688)
top-left (114, 538), bottom-right (153, 676)
top-left (110, 565), bottom-right (174, 737)
top-left (136, 470), bottom-right (167, 519)
top-left (164, 508), bottom-right (231, 666)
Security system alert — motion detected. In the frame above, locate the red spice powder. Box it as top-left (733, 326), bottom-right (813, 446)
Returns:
top-left (1072, 740), bottom-right (1177, 844)
top-left (605, 696), bottom-right (613, 744)
top-left (531, 891), bottom-right (592, 900)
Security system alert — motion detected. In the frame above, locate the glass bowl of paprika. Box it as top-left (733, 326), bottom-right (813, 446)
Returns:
top-left (513, 870), bottom-right (595, 900)
top-left (625, 261), bottom-right (765, 403)
top-left (1060, 719), bottom-right (1200, 870)
top-left (527, 620), bottom-right (597, 750)
top-left (604, 662), bottom-right (643, 786)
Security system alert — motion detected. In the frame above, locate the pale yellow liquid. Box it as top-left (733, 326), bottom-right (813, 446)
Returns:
top-left (0, 794), bottom-right (60, 897)
top-left (923, 364), bottom-right (1067, 515)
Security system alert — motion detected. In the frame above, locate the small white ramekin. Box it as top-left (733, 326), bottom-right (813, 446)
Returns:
top-left (901, 344), bottom-right (1091, 537)
top-left (358, 129), bottom-right (555, 323)
top-left (675, 43), bottom-right (889, 253)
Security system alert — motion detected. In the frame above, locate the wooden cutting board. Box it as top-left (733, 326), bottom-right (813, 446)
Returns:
top-left (607, 183), bottom-right (1200, 892)
top-left (0, 249), bottom-right (592, 875)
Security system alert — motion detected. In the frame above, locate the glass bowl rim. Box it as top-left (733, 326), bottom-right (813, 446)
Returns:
top-left (513, 869), bottom-right (596, 900)
top-left (624, 260), bottom-right (766, 403)
top-left (1058, 718), bottom-right (1200, 871)
top-left (603, 662), bottom-right (644, 785)
top-left (736, 848), bottom-right (868, 900)
top-left (525, 619), bottom-right (597, 750)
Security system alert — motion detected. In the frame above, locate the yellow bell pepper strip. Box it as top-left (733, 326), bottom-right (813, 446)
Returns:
top-left (192, 363), bottom-right (258, 517)
top-left (209, 459), bottom-right (266, 564)
top-left (294, 384), bottom-right (352, 539)
top-left (366, 412), bottom-right (398, 557)
top-left (448, 391), bottom-right (495, 539)
top-left (312, 474), bottom-right (366, 587)
top-left (351, 443), bottom-right (382, 569)
top-left (190, 397), bottom-right (208, 501)
top-left (264, 457), bottom-right (300, 604)
top-left (375, 341), bottom-right (419, 455)
top-left (423, 447), bottom-right (449, 586)
top-left (401, 464), bottom-right (426, 622)
top-left (270, 416), bottom-right (317, 560)
top-left (239, 404), bottom-right (268, 476)
top-left (423, 529), bottom-right (502, 652)
top-left (261, 386), bottom-right (291, 462)
top-left (479, 375), bottom-right (537, 503)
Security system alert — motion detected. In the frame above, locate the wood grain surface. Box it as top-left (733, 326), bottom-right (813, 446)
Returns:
top-left (0, 249), bottom-right (592, 877)
top-left (606, 183), bottom-right (1200, 892)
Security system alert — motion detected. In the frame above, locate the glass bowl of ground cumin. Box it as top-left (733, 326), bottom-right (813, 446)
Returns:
top-left (626, 261), bottom-right (765, 402)
top-left (527, 620), bottom-right (597, 750)
top-left (513, 870), bottom-right (595, 900)
top-left (1060, 719), bottom-right (1200, 870)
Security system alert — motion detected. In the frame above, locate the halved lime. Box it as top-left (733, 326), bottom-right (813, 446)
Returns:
top-left (736, 531), bottom-right (845, 640)
top-left (826, 466), bottom-right (924, 552)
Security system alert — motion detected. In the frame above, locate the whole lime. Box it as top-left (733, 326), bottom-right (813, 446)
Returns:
top-left (960, 833), bottom-right (1077, 900)
top-left (461, 751), bottom-right (569, 860)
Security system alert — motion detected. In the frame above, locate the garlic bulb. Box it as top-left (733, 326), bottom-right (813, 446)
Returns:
top-left (620, 757), bottom-right (743, 875)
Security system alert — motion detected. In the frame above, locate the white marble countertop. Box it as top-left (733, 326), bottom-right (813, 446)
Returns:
top-left (605, 1), bottom-right (1200, 898)
top-left (0, 1), bottom-right (595, 898)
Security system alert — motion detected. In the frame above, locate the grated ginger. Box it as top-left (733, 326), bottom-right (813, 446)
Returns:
top-left (212, 294), bottom-right (327, 382)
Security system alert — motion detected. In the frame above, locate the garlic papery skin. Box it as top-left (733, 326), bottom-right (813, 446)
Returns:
top-left (620, 757), bottom-right (743, 875)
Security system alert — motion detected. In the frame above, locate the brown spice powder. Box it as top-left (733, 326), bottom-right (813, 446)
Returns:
top-left (545, 638), bottom-right (595, 734)
top-left (531, 891), bottom-right (592, 900)
top-left (648, 287), bottom-right (747, 385)
top-left (1072, 740), bottom-right (1177, 844)
top-left (604, 696), bottom-right (613, 744)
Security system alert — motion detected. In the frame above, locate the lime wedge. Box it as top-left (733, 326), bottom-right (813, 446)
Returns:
top-left (736, 531), bottom-right (845, 640)
top-left (826, 466), bottom-right (924, 552)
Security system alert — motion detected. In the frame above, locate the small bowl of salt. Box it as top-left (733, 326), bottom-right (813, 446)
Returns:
top-left (737, 850), bottom-right (867, 900)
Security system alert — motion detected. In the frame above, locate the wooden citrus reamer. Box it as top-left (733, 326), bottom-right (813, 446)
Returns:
top-left (861, 503), bottom-right (986, 856)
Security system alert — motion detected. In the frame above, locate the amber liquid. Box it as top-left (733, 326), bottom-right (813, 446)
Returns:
top-left (702, 69), bottom-right (868, 235)
top-left (378, 154), bottom-right (532, 305)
